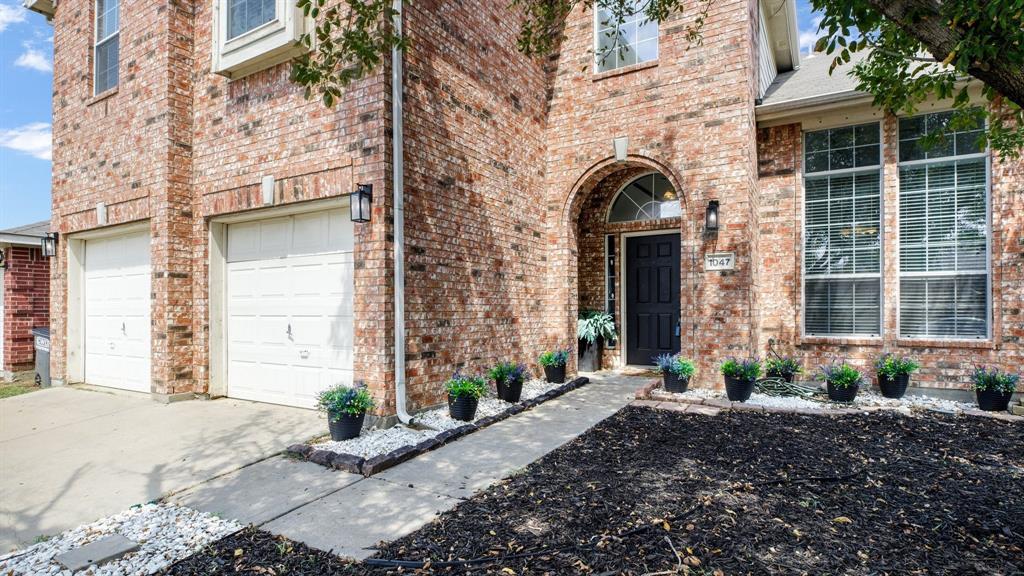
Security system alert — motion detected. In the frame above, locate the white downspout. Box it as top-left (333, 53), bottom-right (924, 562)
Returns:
top-left (392, 0), bottom-right (412, 424)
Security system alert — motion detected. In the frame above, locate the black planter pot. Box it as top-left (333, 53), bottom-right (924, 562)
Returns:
top-left (448, 394), bottom-right (479, 421)
top-left (496, 377), bottom-right (524, 403)
top-left (578, 338), bottom-right (602, 372)
top-left (327, 411), bottom-right (366, 441)
top-left (766, 370), bottom-right (795, 383)
top-left (975, 389), bottom-right (1012, 412)
top-left (663, 371), bottom-right (690, 393)
top-left (827, 381), bottom-right (859, 403)
top-left (544, 364), bottom-right (566, 384)
top-left (724, 375), bottom-right (755, 402)
top-left (877, 373), bottom-right (910, 399)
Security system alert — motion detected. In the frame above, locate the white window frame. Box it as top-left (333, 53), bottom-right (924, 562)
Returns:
top-left (605, 171), bottom-right (681, 223)
top-left (896, 111), bottom-right (992, 341)
top-left (211, 0), bottom-right (312, 79)
top-left (94, 0), bottom-right (119, 95)
top-left (800, 122), bottom-right (885, 339)
top-left (592, 3), bottom-right (658, 73)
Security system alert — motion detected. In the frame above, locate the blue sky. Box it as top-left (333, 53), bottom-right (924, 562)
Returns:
top-left (0, 1), bottom-right (821, 230)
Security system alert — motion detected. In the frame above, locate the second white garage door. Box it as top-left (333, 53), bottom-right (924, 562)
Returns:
top-left (226, 210), bottom-right (354, 409)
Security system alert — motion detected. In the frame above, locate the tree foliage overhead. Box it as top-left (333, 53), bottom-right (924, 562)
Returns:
top-left (810, 0), bottom-right (1024, 156)
top-left (290, 0), bottom-right (1024, 155)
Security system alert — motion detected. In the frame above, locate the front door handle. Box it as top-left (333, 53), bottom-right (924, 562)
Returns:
top-left (675, 323), bottom-right (680, 337)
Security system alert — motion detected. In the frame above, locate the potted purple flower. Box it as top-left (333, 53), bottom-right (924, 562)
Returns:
top-left (874, 353), bottom-right (919, 399)
top-left (821, 362), bottom-right (863, 403)
top-left (316, 385), bottom-right (375, 441)
top-left (765, 356), bottom-right (802, 383)
top-left (538, 349), bottom-right (570, 384)
top-left (720, 357), bottom-right (761, 402)
top-left (488, 361), bottom-right (528, 403)
top-left (971, 367), bottom-right (1018, 412)
top-left (445, 373), bottom-right (487, 421)
top-left (654, 353), bottom-right (696, 393)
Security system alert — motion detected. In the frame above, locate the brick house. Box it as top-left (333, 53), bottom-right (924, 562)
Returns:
top-left (33, 0), bottom-right (1021, 415)
top-left (0, 221), bottom-right (50, 379)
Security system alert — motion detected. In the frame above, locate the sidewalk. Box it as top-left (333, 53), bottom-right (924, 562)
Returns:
top-left (171, 372), bottom-right (642, 559)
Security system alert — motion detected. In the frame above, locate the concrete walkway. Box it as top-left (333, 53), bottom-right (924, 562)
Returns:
top-left (0, 386), bottom-right (323, 552)
top-left (171, 372), bottom-right (642, 559)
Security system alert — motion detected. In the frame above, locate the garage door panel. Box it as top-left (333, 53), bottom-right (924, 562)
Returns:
top-left (226, 209), bottom-right (354, 409)
top-left (84, 230), bottom-right (152, 393)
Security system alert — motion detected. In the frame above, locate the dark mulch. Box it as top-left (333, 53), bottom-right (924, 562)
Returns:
top-left (165, 408), bottom-right (1024, 575)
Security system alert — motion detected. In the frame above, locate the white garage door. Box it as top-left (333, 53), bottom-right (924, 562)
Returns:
top-left (226, 210), bottom-right (354, 409)
top-left (84, 231), bottom-right (152, 392)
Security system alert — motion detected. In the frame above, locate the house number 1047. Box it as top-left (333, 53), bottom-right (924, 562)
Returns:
top-left (704, 252), bottom-right (736, 271)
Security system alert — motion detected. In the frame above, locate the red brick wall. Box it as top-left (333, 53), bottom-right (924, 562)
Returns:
top-left (3, 247), bottom-right (50, 372)
top-left (755, 119), bottom-right (1024, 393)
top-left (399, 0), bottom-right (551, 409)
top-left (546, 0), bottom-right (761, 387)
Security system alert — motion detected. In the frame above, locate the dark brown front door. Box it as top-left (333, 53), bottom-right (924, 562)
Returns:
top-left (625, 233), bottom-right (681, 365)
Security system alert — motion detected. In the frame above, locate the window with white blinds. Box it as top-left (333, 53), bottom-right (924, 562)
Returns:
top-left (803, 123), bottom-right (883, 336)
top-left (898, 111), bottom-right (989, 339)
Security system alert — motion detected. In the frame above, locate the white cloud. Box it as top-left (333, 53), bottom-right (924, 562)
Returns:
top-left (798, 15), bottom-right (823, 54)
top-left (0, 3), bottom-right (26, 33)
top-left (15, 42), bottom-right (52, 72)
top-left (0, 123), bottom-right (52, 161)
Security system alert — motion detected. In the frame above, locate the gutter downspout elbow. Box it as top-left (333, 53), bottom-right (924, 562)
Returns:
top-left (392, 0), bottom-right (412, 425)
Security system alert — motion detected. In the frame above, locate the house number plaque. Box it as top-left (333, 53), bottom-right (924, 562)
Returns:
top-left (704, 252), bottom-right (736, 271)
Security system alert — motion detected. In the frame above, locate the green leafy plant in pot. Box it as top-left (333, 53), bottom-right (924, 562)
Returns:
top-left (538, 349), bottom-right (570, 384)
top-left (765, 356), bottom-right (801, 383)
top-left (316, 385), bottom-right (375, 441)
top-left (821, 362), bottom-right (863, 403)
top-left (720, 357), bottom-right (761, 402)
top-left (577, 311), bottom-right (617, 372)
top-left (445, 372), bottom-right (487, 421)
top-left (971, 367), bottom-right (1018, 412)
top-left (654, 353), bottom-right (695, 393)
top-left (874, 354), bottom-right (919, 399)
top-left (489, 361), bottom-right (528, 403)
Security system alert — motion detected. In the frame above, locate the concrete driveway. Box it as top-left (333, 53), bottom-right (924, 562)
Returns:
top-left (0, 385), bottom-right (324, 552)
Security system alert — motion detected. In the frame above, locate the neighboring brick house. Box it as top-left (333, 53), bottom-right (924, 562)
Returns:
top-left (0, 221), bottom-right (50, 379)
top-left (31, 0), bottom-right (1021, 415)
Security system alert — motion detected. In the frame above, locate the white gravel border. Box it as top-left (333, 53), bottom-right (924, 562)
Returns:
top-left (663, 385), bottom-right (976, 413)
top-left (0, 503), bottom-right (241, 576)
top-left (312, 378), bottom-right (564, 459)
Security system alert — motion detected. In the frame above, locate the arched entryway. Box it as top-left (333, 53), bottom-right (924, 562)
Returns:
top-left (564, 156), bottom-right (693, 370)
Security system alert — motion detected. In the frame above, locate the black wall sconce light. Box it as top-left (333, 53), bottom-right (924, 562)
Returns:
top-left (350, 184), bottom-right (372, 223)
top-left (705, 200), bottom-right (720, 232)
top-left (41, 232), bottom-right (59, 258)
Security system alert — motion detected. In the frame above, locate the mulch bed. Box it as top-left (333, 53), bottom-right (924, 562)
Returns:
top-left (165, 408), bottom-right (1024, 575)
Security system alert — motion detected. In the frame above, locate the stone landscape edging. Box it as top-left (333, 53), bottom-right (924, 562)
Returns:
top-left (635, 378), bottom-right (1024, 421)
top-left (286, 376), bottom-right (590, 476)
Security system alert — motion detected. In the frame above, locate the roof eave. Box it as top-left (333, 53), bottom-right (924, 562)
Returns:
top-left (0, 233), bottom-right (45, 247)
top-left (755, 90), bottom-right (873, 121)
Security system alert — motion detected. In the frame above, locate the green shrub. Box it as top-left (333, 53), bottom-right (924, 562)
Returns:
top-left (577, 311), bottom-right (618, 344)
top-left (538, 349), bottom-right (570, 367)
top-left (875, 353), bottom-right (920, 379)
top-left (316, 385), bottom-right (374, 419)
top-left (654, 353), bottom-right (696, 378)
top-left (821, 363), bottom-right (863, 389)
top-left (765, 356), bottom-right (802, 377)
top-left (445, 373), bottom-right (488, 399)
top-left (972, 367), bottom-right (1019, 393)
top-left (720, 357), bottom-right (761, 381)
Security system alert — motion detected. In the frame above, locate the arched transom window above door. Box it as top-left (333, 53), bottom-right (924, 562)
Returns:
top-left (607, 173), bottom-right (681, 223)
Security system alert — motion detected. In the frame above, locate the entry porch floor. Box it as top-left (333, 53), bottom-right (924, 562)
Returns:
top-left (166, 406), bottom-right (1023, 575)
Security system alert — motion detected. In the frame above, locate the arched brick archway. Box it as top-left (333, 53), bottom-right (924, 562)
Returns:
top-left (549, 154), bottom-right (698, 370)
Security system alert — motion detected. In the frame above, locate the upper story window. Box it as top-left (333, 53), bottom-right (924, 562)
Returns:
top-left (94, 0), bottom-right (119, 94)
top-left (594, 2), bottom-right (658, 73)
top-left (803, 123), bottom-right (883, 337)
top-left (898, 110), bottom-right (989, 339)
top-left (227, 0), bottom-right (276, 40)
top-left (608, 173), bottom-right (680, 223)
top-left (212, 0), bottom-right (311, 79)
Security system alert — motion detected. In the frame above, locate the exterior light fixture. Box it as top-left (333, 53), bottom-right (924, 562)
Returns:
top-left (350, 183), bottom-right (372, 223)
top-left (705, 201), bottom-right (720, 232)
top-left (613, 137), bottom-right (628, 162)
top-left (41, 232), bottom-right (59, 257)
